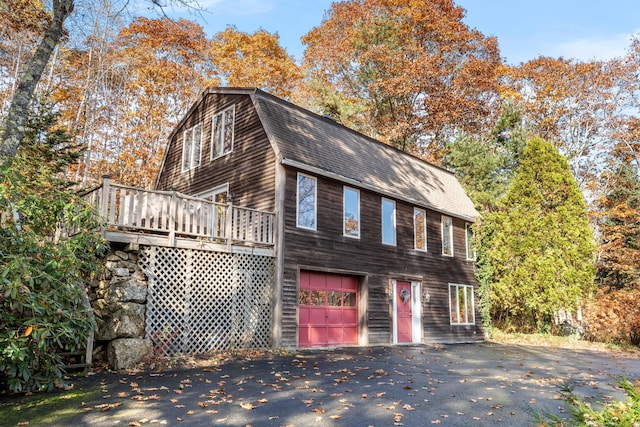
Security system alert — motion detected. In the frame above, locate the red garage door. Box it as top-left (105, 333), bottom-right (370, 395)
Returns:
top-left (298, 271), bottom-right (358, 347)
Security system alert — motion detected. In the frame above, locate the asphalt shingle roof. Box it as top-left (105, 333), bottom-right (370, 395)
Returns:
top-left (249, 89), bottom-right (479, 222)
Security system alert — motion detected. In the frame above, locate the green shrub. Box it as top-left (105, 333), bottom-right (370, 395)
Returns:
top-left (542, 377), bottom-right (640, 426)
top-left (0, 105), bottom-right (107, 392)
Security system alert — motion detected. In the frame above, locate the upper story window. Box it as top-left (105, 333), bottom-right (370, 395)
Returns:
top-left (181, 123), bottom-right (202, 172)
top-left (466, 223), bottom-right (476, 261)
top-left (381, 198), bottom-right (396, 245)
top-left (441, 215), bottom-right (453, 256)
top-left (297, 173), bottom-right (317, 230)
top-left (211, 105), bottom-right (235, 159)
top-left (343, 187), bottom-right (360, 238)
top-left (449, 283), bottom-right (475, 325)
top-left (414, 208), bottom-right (427, 251)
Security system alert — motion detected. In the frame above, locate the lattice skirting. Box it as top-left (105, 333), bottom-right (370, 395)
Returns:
top-left (139, 246), bottom-right (275, 356)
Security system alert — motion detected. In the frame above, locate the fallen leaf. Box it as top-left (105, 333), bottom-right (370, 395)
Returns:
top-left (431, 421), bottom-right (441, 425)
top-left (240, 402), bottom-right (255, 410)
top-left (330, 415), bottom-right (341, 420)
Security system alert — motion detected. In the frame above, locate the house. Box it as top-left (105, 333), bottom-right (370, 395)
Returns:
top-left (154, 87), bottom-right (481, 348)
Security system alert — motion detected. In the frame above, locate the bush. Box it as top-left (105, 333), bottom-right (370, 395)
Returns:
top-left (583, 287), bottom-right (640, 346)
top-left (0, 106), bottom-right (107, 392)
top-left (541, 377), bottom-right (640, 426)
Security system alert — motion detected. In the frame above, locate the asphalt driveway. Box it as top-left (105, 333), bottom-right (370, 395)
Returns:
top-left (13, 343), bottom-right (640, 426)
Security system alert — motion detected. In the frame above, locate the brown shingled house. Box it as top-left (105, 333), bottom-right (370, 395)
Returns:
top-left (155, 87), bottom-right (482, 348)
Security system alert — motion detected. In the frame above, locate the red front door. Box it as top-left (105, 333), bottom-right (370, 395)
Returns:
top-left (299, 271), bottom-right (358, 347)
top-left (396, 281), bottom-right (412, 343)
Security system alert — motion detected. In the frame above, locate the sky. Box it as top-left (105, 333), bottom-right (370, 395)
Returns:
top-left (162, 0), bottom-right (640, 65)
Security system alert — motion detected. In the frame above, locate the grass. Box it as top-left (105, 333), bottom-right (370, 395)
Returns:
top-left (0, 385), bottom-right (100, 426)
top-left (488, 329), bottom-right (640, 355)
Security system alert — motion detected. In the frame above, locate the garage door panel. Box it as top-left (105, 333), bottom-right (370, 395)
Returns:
top-left (342, 309), bottom-right (358, 323)
top-left (299, 271), bottom-right (359, 347)
top-left (309, 308), bottom-right (326, 323)
top-left (309, 327), bottom-right (327, 344)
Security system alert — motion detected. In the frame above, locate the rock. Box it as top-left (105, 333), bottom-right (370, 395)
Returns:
top-left (107, 338), bottom-right (152, 370)
top-left (113, 267), bottom-right (130, 277)
top-left (97, 302), bottom-right (146, 340)
top-left (105, 279), bottom-right (147, 304)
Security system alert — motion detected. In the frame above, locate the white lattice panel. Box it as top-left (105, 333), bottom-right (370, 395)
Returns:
top-left (139, 246), bottom-right (275, 356)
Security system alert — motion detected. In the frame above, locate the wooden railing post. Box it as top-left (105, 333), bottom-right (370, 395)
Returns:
top-left (226, 203), bottom-right (233, 252)
top-left (169, 190), bottom-right (177, 247)
top-left (101, 175), bottom-right (111, 231)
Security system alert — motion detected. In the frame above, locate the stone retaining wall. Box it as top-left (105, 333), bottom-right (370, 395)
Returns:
top-left (87, 245), bottom-right (152, 370)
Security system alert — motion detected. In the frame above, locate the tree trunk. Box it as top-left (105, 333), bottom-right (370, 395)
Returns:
top-left (0, 0), bottom-right (74, 159)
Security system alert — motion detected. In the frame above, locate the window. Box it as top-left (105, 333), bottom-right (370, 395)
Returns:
top-left (381, 198), bottom-right (396, 245)
top-left (297, 173), bottom-right (317, 230)
top-left (466, 223), bottom-right (476, 261)
top-left (343, 187), bottom-right (360, 238)
top-left (181, 123), bottom-right (202, 171)
top-left (211, 105), bottom-right (235, 159)
top-left (449, 284), bottom-right (475, 325)
top-left (441, 215), bottom-right (453, 256)
top-left (414, 208), bottom-right (427, 251)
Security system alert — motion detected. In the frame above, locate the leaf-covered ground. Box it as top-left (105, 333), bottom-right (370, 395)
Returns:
top-left (2, 342), bottom-right (639, 426)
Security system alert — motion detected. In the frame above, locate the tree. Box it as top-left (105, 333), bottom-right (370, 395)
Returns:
top-left (0, 0), bottom-right (202, 161)
top-left (0, 0), bottom-right (74, 159)
top-left (106, 17), bottom-right (218, 187)
top-left (444, 102), bottom-right (526, 212)
top-left (500, 57), bottom-right (624, 191)
top-left (477, 137), bottom-right (596, 333)
top-left (595, 161), bottom-right (640, 289)
top-left (301, 0), bottom-right (501, 163)
top-left (210, 27), bottom-right (303, 100)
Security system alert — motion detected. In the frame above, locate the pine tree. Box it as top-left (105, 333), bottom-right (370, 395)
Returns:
top-left (478, 137), bottom-right (596, 333)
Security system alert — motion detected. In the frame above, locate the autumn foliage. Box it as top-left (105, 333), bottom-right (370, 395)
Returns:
top-left (583, 287), bottom-right (640, 346)
top-left (302, 0), bottom-right (501, 163)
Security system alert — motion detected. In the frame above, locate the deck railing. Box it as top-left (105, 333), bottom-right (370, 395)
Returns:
top-left (83, 178), bottom-right (275, 248)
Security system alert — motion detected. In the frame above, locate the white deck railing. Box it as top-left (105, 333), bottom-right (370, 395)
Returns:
top-left (83, 178), bottom-right (275, 248)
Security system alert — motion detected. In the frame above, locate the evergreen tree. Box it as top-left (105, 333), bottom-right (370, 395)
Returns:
top-left (444, 102), bottom-right (526, 212)
top-left (478, 137), bottom-right (596, 333)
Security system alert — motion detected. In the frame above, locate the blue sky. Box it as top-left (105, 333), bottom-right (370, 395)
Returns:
top-left (164, 0), bottom-right (640, 65)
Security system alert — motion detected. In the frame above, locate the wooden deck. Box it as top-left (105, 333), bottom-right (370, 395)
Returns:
top-left (83, 178), bottom-right (276, 256)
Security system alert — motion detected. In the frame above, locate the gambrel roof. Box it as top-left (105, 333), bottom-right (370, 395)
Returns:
top-left (200, 87), bottom-right (479, 222)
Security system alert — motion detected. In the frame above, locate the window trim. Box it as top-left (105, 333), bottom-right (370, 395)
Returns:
top-left (210, 104), bottom-right (235, 160)
top-left (343, 186), bottom-right (360, 238)
top-left (448, 283), bottom-right (475, 325)
top-left (441, 215), bottom-right (454, 257)
top-left (296, 172), bottom-right (317, 230)
top-left (414, 207), bottom-right (427, 251)
top-left (181, 122), bottom-right (202, 172)
top-left (381, 198), bottom-right (396, 246)
top-left (466, 223), bottom-right (476, 261)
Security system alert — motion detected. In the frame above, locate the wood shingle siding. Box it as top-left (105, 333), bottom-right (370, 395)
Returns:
top-left (155, 87), bottom-right (483, 350)
top-left (156, 93), bottom-right (276, 212)
top-left (280, 169), bottom-right (480, 347)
